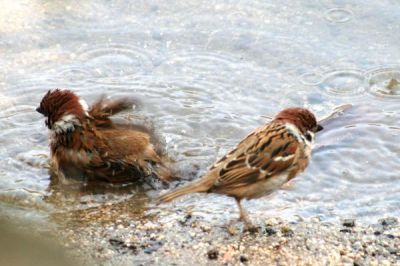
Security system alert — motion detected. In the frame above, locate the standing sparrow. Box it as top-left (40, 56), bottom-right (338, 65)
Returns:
top-left (37, 89), bottom-right (172, 184)
top-left (158, 107), bottom-right (322, 228)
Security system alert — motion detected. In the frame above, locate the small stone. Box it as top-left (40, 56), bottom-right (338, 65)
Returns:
top-left (379, 217), bottom-right (398, 227)
top-left (264, 226), bottom-right (277, 236)
top-left (374, 230), bottom-right (381, 236)
top-left (342, 219), bottom-right (355, 228)
top-left (179, 214), bottom-right (192, 226)
top-left (352, 241), bottom-right (362, 250)
top-left (281, 226), bottom-right (294, 237)
top-left (340, 228), bottom-right (352, 233)
top-left (207, 249), bottom-right (219, 260)
top-left (388, 247), bottom-right (398, 255)
top-left (244, 225), bottom-right (260, 234)
top-left (200, 224), bottom-right (211, 232)
top-left (239, 255), bottom-right (248, 263)
top-left (385, 234), bottom-right (395, 239)
top-left (227, 225), bottom-right (238, 236)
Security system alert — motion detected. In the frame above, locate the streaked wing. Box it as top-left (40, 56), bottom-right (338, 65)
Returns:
top-left (211, 123), bottom-right (299, 189)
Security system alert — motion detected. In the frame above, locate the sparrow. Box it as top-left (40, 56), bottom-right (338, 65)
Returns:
top-left (36, 89), bottom-right (173, 184)
top-left (158, 107), bottom-right (323, 228)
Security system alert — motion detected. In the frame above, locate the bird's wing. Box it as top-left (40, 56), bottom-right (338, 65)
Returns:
top-left (209, 123), bottom-right (300, 189)
top-left (86, 129), bottom-right (171, 182)
top-left (88, 97), bottom-right (138, 127)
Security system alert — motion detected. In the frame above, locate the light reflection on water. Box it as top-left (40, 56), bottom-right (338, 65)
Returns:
top-left (0, 0), bottom-right (399, 229)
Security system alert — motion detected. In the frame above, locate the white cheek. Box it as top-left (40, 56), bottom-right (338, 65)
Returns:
top-left (52, 114), bottom-right (81, 133)
top-left (285, 123), bottom-right (302, 141)
top-left (79, 99), bottom-right (89, 116)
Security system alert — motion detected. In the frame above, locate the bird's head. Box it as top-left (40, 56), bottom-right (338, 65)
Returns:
top-left (274, 107), bottom-right (323, 142)
top-left (36, 89), bottom-right (88, 133)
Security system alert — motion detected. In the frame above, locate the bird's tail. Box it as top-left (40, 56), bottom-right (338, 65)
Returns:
top-left (157, 178), bottom-right (213, 203)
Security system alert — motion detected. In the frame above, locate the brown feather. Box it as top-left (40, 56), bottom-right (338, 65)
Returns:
top-left (158, 108), bottom-right (319, 204)
top-left (37, 89), bottom-right (172, 184)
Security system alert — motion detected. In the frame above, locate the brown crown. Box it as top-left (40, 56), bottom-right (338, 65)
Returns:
top-left (273, 107), bottom-right (322, 133)
top-left (36, 89), bottom-right (85, 129)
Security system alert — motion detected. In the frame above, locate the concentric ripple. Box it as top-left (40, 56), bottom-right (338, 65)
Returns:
top-left (366, 68), bottom-right (400, 99)
top-left (324, 8), bottom-right (353, 23)
top-left (319, 70), bottom-right (366, 96)
top-left (299, 72), bottom-right (324, 86)
top-left (159, 51), bottom-right (241, 75)
top-left (78, 43), bottom-right (153, 78)
top-left (45, 65), bottom-right (94, 85)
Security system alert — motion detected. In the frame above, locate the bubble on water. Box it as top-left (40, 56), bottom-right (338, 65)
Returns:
top-left (366, 68), bottom-right (400, 99)
top-left (324, 8), bottom-right (353, 23)
top-left (319, 70), bottom-right (366, 97)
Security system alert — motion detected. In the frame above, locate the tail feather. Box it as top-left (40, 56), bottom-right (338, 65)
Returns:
top-left (157, 179), bottom-right (212, 203)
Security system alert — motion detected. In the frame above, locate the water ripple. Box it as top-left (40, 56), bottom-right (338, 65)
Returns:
top-left (365, 67), bottom-right (400, 99)
top-left (78, 43), bottom-right (154, 78)
top-left (45, 65), bottom-right (94, 85)
top-left (319, 70), bottom-right (366, 97)
top-left (324, 8), bottom-right (353, 24)
top-left (299, 72), bottom-right (324, 86)
top-left (159, 51), bottom-right (242, 75)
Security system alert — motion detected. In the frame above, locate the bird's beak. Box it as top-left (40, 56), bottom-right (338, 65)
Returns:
top-left (36, 106), bottom-right (43, 114)
top-left (316, 124), bottom-right (323, 132)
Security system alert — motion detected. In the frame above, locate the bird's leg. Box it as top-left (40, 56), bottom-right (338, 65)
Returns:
top-left (235, 198), bottom-right (258, 233)
top-left (235, 198), bottom-right (248, 222)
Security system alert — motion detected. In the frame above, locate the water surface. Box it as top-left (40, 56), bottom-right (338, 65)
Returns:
top-left (0, 0), bottom-right (399, 234)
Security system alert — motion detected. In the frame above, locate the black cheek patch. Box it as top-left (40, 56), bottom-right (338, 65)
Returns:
top-left (305, 133), bottom-right (312, 142)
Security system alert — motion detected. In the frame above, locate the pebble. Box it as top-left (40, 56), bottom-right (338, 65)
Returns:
top-left (56, 214), bottom-right (400, 266)
top-left (352, 241), bottom-right (362, 250)
top-left (239, 255), bottom-right (249, 263)
top-left (207, 249), bottom-right (219, 260)
top-left (281, 226), bottom-right (294, 237)
top-left (342, 219), bottom-right (356, 228)
top-left (264, 226), bottom-right (277, 236)
top-left (379, 217), bottom-right (398, 227)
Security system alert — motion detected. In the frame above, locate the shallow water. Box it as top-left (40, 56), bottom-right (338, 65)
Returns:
top-left (0, 0), bottom-right (399, 233)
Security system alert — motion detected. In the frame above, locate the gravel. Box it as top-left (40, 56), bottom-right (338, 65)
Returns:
top-left (53, 204), bottom-right (400, 266)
